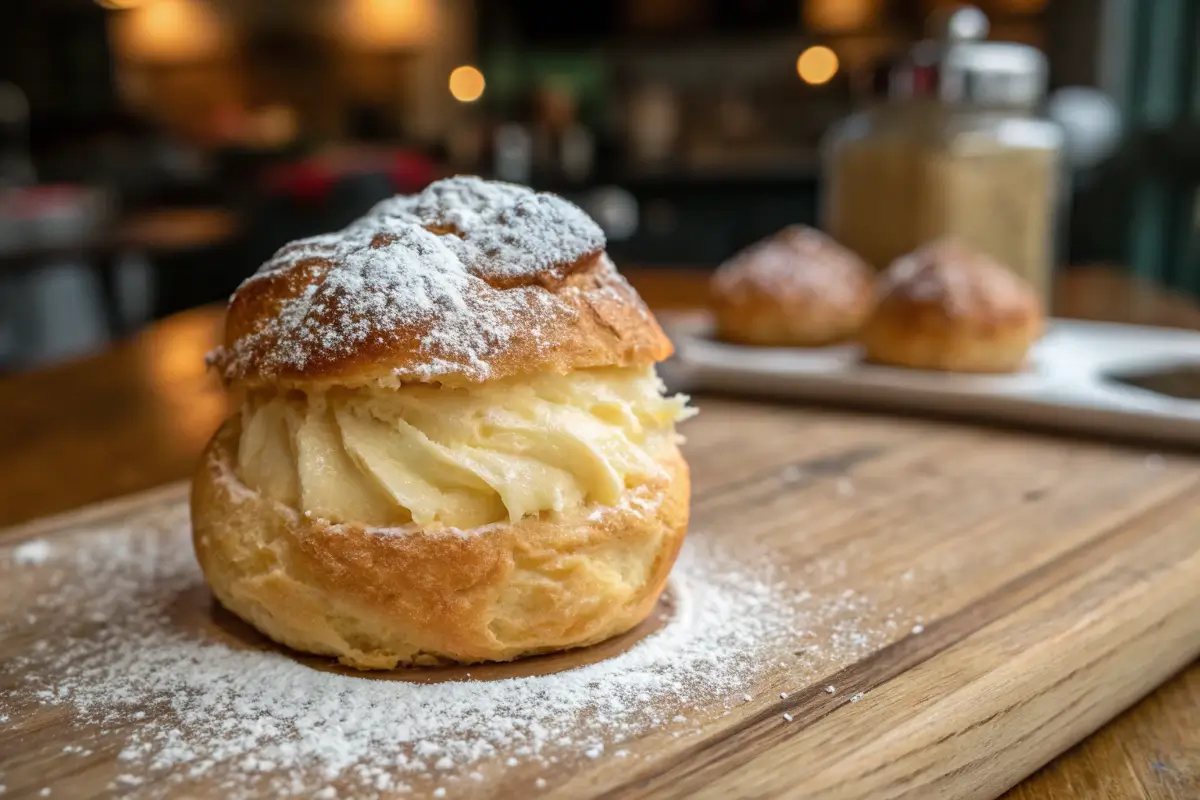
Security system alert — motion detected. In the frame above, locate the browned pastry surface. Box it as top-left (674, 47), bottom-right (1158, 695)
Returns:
top-left (711, 225), bottom-right (875, 347)
top-left (211, 177), bottom-right (673, 391)
top-left (193, 417), bottom-right (690, 668)
top-left (859, 239), bottom-right (1044, 373)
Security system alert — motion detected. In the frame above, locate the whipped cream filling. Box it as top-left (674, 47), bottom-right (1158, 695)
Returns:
top-left (236, 367), bottom-right (694, 529)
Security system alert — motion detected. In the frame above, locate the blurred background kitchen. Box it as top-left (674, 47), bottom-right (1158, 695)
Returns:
top-left (0, 0), bottom-right (1196, 370)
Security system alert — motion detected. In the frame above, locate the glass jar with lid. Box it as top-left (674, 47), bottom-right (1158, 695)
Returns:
top-left (821, 5), bottom-right (1063, 304)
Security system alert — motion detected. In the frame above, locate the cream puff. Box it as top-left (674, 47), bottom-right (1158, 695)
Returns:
top-left (193, 176), bottom-right (694, 669)
top-left (859, 239), bottom-right (1044, 373)
top-left (710, 225), bottom-right (875, 347)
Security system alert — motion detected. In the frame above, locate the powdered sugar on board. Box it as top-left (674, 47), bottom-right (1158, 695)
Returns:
top-left (11, 539), bottom-right (52, 565)
top-left (214, 177), bottom-right (609, 384)
top-left (0, 503), bottom-right (905, 798)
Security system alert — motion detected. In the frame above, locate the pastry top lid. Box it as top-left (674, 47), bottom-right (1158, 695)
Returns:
top-left (210, 176), bottom-right (672, 390)
top-left (877, 239), bottom-right (1041, 319)
top-left (712, 225), bottom-right (874, 309)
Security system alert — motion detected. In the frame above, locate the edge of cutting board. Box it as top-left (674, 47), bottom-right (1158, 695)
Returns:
top-left (0, 480), bottom-right (189, 543)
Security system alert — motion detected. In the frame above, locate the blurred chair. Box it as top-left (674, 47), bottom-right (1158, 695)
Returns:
top-left (2, 262), bottom-right (109, 371)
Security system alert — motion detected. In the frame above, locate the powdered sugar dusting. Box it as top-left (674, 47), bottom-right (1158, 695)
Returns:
top-left (2, 504), bottom-right (901, 797)
top-left (365, 176), bottom-right (606, 281)
top-left (877, 239), bottom-right (1037, 318)
top-left (216, 177), bottom-right (607, 384)
top-left (11, 539), bottom-right (53, 566)
top-left (712, 225), bottom-right (872, 309)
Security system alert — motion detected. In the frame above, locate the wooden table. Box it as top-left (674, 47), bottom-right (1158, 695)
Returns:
top-left (1, 267), bottom-right (1198, 799)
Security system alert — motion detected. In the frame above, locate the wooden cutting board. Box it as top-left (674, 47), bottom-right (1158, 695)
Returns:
top-left (3, 398), bottom-right (1200, 799)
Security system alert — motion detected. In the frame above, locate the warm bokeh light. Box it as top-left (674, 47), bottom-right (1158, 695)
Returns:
top-left (95, 0), bottom-right (145, 9)
top-left (797, 46), bottom-right (839, 85)
top-left (449, 65), bottom-right (485, 103)
top-left (254, 105), bottom-right (298, 147)
top-left (339, 0), bottom-right (433, 50)
top-left (110, 0), bottom-right (225, 63)
top-left (803, 0), bottom-right (879, 32)
top-left (995, 0), bottom-right (1045, 11)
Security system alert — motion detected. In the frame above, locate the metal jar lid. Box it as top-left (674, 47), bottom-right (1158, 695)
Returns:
top-left (889, 5), bottom-right (1048, 108)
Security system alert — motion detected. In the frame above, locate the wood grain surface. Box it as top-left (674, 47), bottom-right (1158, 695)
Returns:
top-left (1, 267), bottom-right (1199, 799)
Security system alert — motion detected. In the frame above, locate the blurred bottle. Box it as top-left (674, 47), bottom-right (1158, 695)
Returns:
top-left (559, 123), bottom-right (595, 183)
top-left (493, 122), bottom-right (533, 184)
top-left (529, 82), bottom-right (594, 184)
top-left (581, 186), bottom-right (639, 241)
top-left (626, 83), bottom-right (680, 169)
top-left (0, 83), bottom-right (35, 189)
top-left (823, 5), bottom-right (1063, 303)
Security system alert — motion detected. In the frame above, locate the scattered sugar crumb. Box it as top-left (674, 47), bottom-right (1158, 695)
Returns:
top-left (782, 713), bottom-right (794, 722)
top-left (779, 692), bottom-right (788, 699)
top-left (850, 693), bottom-right (865, 703)
top-left (12, 539), bottom-right (52, 565)
top-left (835, 478), bottom-right (855, 497)
top-left (911, 624), bottom-right (925, 635)
top-left (742, 694), bottom-right (752, 702)
top-left (535, 778), bottom-right (547, 789)
top-left (433, 789), bottom-right (446, 798)
top-left (779, 464), bottom-right (803, 481)
top-left (39, 790), bottom-right (50, 797)
top-left (824, 686), bottom-right (836, 694)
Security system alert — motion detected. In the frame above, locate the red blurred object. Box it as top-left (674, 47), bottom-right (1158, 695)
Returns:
top-left (909, 63), bottom-right (939, 96)
top-left (262, 147), bottom-right (437, 205)
top-left (0, 183), bottom-right (113, 250)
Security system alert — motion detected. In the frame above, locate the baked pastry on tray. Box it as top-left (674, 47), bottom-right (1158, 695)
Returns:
top-left (710, 225), bottom-right (875, 347)
top-left (193, 176), bottom-right (694, 669)
top-left (859, 239), bottom-right (1044, 373)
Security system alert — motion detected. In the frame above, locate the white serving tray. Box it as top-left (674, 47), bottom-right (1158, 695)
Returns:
top-left (664, 313), bottom-right (1200, 448)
